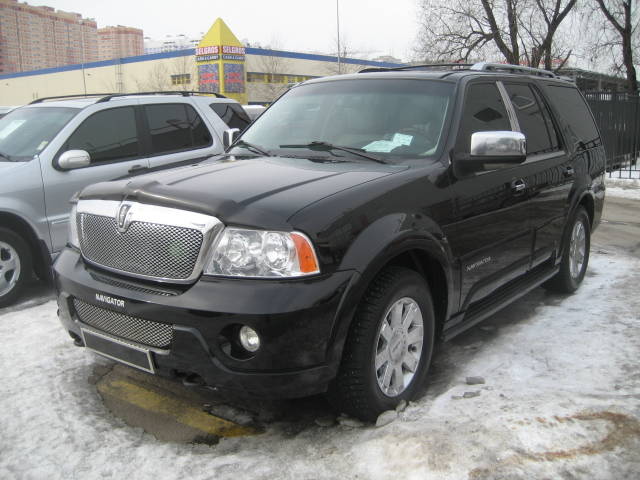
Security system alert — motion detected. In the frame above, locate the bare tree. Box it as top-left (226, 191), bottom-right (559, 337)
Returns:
top-left (327, 35), bottom-right (362, 75)
top-left (255, 45), bottom-right (292, 102)
top-left (134, 63), bottom-right (170, 92)
top-left (169, 55), bottom-right (197, 91)
top-left (593, 0), bottom-right (638, 92)
top-left (416, 0), bottom-right (577, 69)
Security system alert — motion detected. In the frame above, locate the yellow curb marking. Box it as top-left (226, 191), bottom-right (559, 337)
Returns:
top-left (97, 378), bottom-right (256, 438)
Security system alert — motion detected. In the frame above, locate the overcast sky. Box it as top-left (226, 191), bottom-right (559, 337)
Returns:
top-left (41, 0), bottom-right (420, 61)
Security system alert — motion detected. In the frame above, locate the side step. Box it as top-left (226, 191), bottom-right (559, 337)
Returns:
top-left (443, 263), bottom-right (559, 341)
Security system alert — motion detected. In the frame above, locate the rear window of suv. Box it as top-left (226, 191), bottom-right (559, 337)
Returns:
top-left (545, 85), bottom-right (600, 147)
top-left (144, 103), bottom-right (212, 155)
top-left (210, 103), bottom-right (251, 130)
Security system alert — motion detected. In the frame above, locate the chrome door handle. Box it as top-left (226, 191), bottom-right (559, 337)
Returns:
top-left (511, 179), bottom-right (526, 193)
top-left (564, 166), bottom-right (575, 177)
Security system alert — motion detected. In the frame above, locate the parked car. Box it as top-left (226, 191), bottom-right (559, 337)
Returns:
top-left (0, 91), bottom-right (251, 307)
top-left (54, 63), bottom-right (606, 421)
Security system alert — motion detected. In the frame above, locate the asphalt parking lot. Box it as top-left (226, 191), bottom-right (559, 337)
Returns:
top-left (1, 195), bottom-right (638, 479)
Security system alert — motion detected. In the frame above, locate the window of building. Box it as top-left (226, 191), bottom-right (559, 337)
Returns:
top-left (170, 73), bottom-right (191, 85)
top-left (65, 107), bottom-right (139, 164)
top-left (144, 103), bottom-right (211, 155)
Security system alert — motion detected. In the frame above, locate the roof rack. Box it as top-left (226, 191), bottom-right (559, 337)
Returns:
top-left (469, 62), bottom-right (558, 78)
top-left (29, 90), bottom-right (227, 105)
top-left (29, 93), bottom-right (115, 104)
top-left (359, 63), bottom-right (472, 73)
top-left (359, 61), bottom-right (560, 79)
top-left (96, 91), bottom-right (227, 103)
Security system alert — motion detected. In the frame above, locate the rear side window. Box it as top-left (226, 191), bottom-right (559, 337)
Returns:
top-left (504, 83), bottom-right (559, 155)
top-left (144, 103), bottom-right (211, 155)
top-left (210, 103), bottom-right (251, 130)
top-left (66, 107), bottom-right (139, 164)
top-left (545, 85), bottom-right (600, 146)
top-left (456, 83), bottom-right (511, 152)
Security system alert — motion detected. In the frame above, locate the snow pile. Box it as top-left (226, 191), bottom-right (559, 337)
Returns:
top-left (1, 251), bottom-right (639, 479)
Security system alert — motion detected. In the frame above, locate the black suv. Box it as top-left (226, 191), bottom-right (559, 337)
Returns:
top-left (55, 63), bottom-right (605, 421)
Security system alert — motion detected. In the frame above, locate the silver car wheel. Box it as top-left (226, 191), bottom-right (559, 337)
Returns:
top-left (374, 297), bottom-right (424, 397)
top-left (569, 220), bottom-right (586, 280)
top-left (0, 240), bottom-right (21, 297)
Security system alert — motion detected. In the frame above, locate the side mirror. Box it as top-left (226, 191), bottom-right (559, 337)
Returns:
top-left (223, 128), bottom-right (241, 149)
top-left (58, 150), bottom-right (90, 170)
top-left (456, 131), bottom-right (526, 172)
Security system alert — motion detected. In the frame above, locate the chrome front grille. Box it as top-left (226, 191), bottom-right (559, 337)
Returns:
top-left (79, 214), bottom-right (202, 280)
top-left (75, 200), bottom-right (223, 283)
top-left (73, 299), bottom-right (173, 348)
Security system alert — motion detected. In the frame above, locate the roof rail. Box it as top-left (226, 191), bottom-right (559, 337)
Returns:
top-left (29, 93), bottom-right (115, 104)
top-left (359, 63), bottom-right (472, 73)
top-left (470, 62), bottom-right (558, 78)
top-left (96, 91), bottom-right (227, 103)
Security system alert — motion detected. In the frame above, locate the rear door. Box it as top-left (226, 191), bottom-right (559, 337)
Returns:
top-left (502, 82), bottom-right (573, 267)
top-left (41, 105), bottom-right (148, 253)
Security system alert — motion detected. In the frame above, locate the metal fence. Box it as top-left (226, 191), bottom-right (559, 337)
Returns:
top-left (584, 91), bottom-right (640, 179)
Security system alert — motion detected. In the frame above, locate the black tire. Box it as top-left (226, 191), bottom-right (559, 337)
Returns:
top-left (0, 228), bottom-right (31, 308)
top-left (544, 206), bottom-right (590, 294)
top-left (327, 267), bottom-right (435, 421)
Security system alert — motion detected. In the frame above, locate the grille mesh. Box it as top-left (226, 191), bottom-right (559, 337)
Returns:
top-left (79, 213), bottom-right (203, 280)
top-left (74, 299), bottom-right (173, 348)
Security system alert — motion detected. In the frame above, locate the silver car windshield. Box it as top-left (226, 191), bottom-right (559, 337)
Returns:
top-left (235, 79), bottom-right (454, 161)
top-left (0, 107), bottom-right (79, 162)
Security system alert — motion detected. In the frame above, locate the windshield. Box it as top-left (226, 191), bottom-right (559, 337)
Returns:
top-left (0, 106), bottom-right (79, 161)
top-left (235, 79), bottom-right (454, 161)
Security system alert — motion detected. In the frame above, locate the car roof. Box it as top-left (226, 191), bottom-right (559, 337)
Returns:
top-left (24, 93), bottom-right (238, 109)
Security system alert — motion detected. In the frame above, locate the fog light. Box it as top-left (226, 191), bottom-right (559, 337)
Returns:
top-left (239, 326), bottom-right (260, 352)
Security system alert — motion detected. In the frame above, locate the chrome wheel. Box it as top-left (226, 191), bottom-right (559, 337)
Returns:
top-left (0, 240), bottom-right (21, 297)
top-left (375, 297), bottom-right (424, 397)
top-left (569, 220), bottom-right (586, 280)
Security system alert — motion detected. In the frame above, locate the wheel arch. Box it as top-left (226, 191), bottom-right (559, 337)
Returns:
top-left (0, 211), bottom-right (51, 283)
top-left (326, 215), bottom-right (455, 367)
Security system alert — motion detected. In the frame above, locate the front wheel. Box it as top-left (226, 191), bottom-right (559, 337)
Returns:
top-left (0, 228), bottom-right (31, 308)
top-left (544, 206), bottom-right (590, 294)
top-left (328, 267), bottom-right (435, 421)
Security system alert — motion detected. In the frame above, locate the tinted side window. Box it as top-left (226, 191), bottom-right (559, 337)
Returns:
top-left (66, 107), bottom-right (139, 164)
top-left (210, 103), bottom-right (251, 130)
top-left (456, 83), bottom-right (511, 152)
top-left (545, 85), bottom-right (600, 145)
top-left (144, 103), bottom-right (211, 155)
top-left (504, 83), bottom-right (557, 155)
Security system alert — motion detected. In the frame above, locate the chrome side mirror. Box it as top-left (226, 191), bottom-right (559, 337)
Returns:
top-left (470, 131), bottom-right (526, 161)
top-left (58, 150), bottom-right (90, 170)
top-left (223, 128), bottom-right (241, 149)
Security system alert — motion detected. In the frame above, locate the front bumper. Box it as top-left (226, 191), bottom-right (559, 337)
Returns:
top-left (54, 248), bottom-right (357, 398)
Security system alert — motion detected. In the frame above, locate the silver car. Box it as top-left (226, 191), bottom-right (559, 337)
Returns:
top-left (0, 92), bottom-right (250, 306)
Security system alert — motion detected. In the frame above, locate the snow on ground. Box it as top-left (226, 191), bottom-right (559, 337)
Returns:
top-left (606, 169), bottom-right (640, 200)
top-left (1, 251), bottom-right (639, 480)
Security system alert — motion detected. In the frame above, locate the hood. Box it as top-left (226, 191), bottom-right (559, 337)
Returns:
top-left (79, 156), bottom-right (406, 229)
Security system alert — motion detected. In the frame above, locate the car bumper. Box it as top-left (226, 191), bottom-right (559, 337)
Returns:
top-left (54, 248), bottom-right (358, 398)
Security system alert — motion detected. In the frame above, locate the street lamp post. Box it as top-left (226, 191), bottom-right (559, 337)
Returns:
top-left (336, 0), bottom-right (341, 74)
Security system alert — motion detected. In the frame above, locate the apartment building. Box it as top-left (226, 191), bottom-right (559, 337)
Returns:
top-left (98, 26), bottom-right (143, 61)
top-left (0, 0), bottom-right (97, 73)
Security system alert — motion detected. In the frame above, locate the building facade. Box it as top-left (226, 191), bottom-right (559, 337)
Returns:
top-left (144, 34), bottom-right (202, 55)
top-left (0, 0), bottom-right (98, 74)
top-left (98, 26), bottom-right (143, 61)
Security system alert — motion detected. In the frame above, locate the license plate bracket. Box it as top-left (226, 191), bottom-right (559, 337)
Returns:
top-left (81, 328), bottom-right (155, 374)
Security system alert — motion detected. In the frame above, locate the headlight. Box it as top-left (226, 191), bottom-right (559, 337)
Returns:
top-left (204, 228), bottom-right (320, 278)
top-left (68, 204), bottom-right (80, 249)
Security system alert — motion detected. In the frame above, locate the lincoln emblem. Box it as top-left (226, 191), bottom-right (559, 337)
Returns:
top-left (116, 203), bottom-right (132, 233)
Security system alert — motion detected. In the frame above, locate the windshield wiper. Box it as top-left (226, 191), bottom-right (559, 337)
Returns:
top-left (0, 151), bottom-right (13, 162)
top-left (279, 141), bottom-right (387, 164)
top-left (231, 140), bottom-right (272, 157)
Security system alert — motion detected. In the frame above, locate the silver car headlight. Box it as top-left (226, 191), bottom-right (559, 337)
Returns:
top-left (204, 228), bottom-right (320, 278)
top-left (68, 204), bottom-right (80, 249)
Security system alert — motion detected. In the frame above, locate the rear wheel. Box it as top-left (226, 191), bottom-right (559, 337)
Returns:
top-left (544, 206), bottom-right (590, 294)
top-left (328, 267), bottom-right (435, 421)
top-left (0, 228), bottom-right (31, 308)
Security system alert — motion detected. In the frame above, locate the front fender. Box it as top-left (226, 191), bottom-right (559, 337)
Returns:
top-left (325, 213), bottom-right (454, 367)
